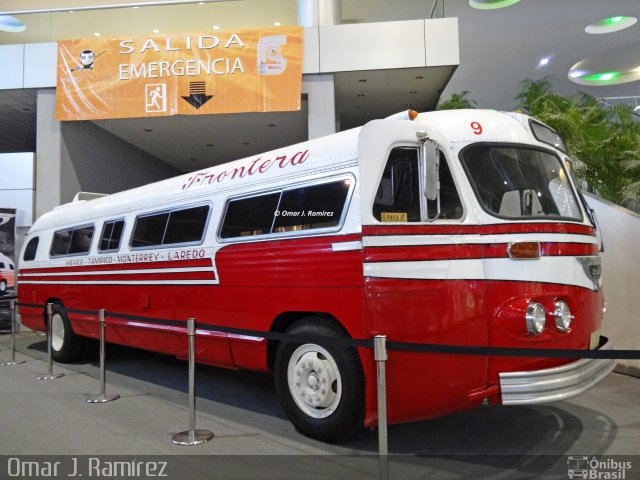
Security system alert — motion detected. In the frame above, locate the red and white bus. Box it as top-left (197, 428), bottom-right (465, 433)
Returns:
top-left (0, 253), bottom-right (16, 295)
top-left (17, 109), bottom-right (614, 441)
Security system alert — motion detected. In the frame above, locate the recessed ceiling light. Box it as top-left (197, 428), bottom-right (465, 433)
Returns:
top-left (94, 32), bottom-right (101, 37)
top-left (268, 123), bottom-right (277, 127)
top-left (242, 142), bottom-right (250, 145)
top-left (416, 76), bottom-right (424, 80)
top-left (213, 25), bottom-right (220, 30)
top-left (469, 0), bottom-right (520, 10)
top-left (206, 143), bottom-right (214, 147)
top-left (358, 79), bottom-right (366, 83)
top-left (539, 56), bottom-right (551, 66)
top-left (357, 94), bottom-right (365, 97)
top-left (410, 91), bottom-right (418, 95)
top-left (144, 128), bottom-right (153, 132)
top-left (189, 158), bottom-right (197, 162)
top-left (69, 10), bottom-right (74, 13)
top-left (274, 21), bottom-right (281, 26)
top-left (586, 16), bottom-right (637, 34)
top-left (198, 2), bottom-right (205, 4)
top-left (153, 29), bottom-right (160, 33)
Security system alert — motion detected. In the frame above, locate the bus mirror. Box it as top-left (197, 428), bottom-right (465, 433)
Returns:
top-left (424, 140), bottom-right (439, 201)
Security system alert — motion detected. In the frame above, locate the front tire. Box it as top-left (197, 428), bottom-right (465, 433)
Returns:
top-left (274, 317), bottom-right (365, 442)
top-left (49, 303), bottom-right (84, 363)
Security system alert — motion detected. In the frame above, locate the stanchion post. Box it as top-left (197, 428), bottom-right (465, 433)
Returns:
top-left (171, 318), bottom-right (214, 446)
top-left (374, 335), bottom-right (389, 480)
top-left (35, 303), bottom-right (64, 380)
top-left (1, 299), bottom-right (25, 366)
top-left (87, 309), bottom-right (119, 403)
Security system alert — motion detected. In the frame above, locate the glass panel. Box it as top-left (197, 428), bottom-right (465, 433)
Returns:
top-left (273, 180), bottom-right (349, 232)
top-left (132, 212), bottom-right (169, 248)
top-left (68, 226), bottom-right (94, 254)
top-left (373, 147), bottom-right (421, 222)
top-left (99, 219), bottom-right (124, 252)
top-left (24, 237), bottom-right (39, 261)
top-left (461, 145), bottom-right (582, 220)
top-left (530, 120), bottom-right (567, 153)
top-left (51, 230), bottom-right (72, 256)
top-left (221, 192), bottom-right (281, 239)
top-left (163, 205), bottom-right (210, 245)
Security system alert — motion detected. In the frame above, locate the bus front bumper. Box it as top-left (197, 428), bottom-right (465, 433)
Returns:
top-left (499, 337), bottom-right (615, 405)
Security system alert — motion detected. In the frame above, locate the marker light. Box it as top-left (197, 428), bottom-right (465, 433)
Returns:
top-left (408, 110), bottom-right (418, 121)
top-left (526, 303), bottom-right (546, 335)
top-left (508, 241), bottom-right (540, 260)
top-left (553, 301), bottom-right (573, 332)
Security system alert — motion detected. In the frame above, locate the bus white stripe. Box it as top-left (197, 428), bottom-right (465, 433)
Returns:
top-left (364, 257), bottom-right (596, 290)
top-left (18, 279), bottom-right (219, 285)
top-left (18, 267), bottom-right (215, 277)
top-left (363, 233), bottom-right (597, 247)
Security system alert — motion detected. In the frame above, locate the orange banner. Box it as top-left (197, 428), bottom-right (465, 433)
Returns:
top-left (56, 27), bottom-right (303, 120)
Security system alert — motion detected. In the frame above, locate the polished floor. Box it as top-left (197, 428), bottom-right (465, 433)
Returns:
top-left (1, 331), bottom-right (638, 479)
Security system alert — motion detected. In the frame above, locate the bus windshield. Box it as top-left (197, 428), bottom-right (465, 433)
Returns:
top-left (460, 145), bottom-right (582, 221)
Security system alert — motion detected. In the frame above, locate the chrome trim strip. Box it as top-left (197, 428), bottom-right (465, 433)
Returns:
top-left (331, 240), bottom-right (363, 252)
top-left (499, 337), bottom-right (615, 405)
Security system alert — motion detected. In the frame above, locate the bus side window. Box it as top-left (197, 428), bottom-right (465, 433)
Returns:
top-left (429, 152), bottom-right (463, 220)
top-left (51, 230), bottom-right (72, 256)
top-left (23, 237), bottom-right (39, 261)
top-left (69, 226), bottom-right (94, 255)
top-left (221, 192), bottom-right (281, 238)
top-left (99, 220), bottom-right (125, 253)
top-left (132, 205), bottom-right (210, 249)
top-left (373, 147), bottom-right (420, 222)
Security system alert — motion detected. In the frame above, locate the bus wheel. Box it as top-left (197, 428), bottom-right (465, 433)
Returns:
top-left (49, 303), bottom-right (84, 363)
top-left (274, 318), bottom-right (365, 442)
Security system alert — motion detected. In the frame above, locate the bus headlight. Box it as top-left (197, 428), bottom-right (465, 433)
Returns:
top-left (554, 301), bottom-right (573, 332)
top-left (526, 302), bottom-right (546, 335)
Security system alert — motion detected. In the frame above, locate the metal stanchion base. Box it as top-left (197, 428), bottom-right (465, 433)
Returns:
top-left (171, 429), bottom-right (214, 446)
top-left (86, 394), bottom-right (120, 403)
top-left (35, 373), bottom-right (65, 380)
top-left (1, 360), bottom-right (25, 366)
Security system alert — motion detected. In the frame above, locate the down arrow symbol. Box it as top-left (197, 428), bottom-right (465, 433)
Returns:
top-left (182, 81), bottom-right (213, 109)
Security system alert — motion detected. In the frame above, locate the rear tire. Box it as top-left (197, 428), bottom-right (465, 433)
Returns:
top-left (49, 303), bottom-right (84, 363)
top-left (274, 317), bottom-right (365, 442)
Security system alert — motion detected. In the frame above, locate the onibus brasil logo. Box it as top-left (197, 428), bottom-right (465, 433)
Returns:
top-left (567, 456), bottom-right (632, 479)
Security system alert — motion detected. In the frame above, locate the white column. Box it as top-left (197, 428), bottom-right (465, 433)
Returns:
top-left (303, 74), bottom-right (338, 139)
top-left (298, 0), bottom-right (341, 27)
top-left (35, 89), bottom-right (62, 219)
top-left (299, 0), bottom-right (340, 139)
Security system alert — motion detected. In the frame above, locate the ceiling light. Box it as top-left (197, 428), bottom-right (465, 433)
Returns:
top-left (268, 123), bottom-right (277, 127)
top-left (0, 15), bottom-right (26, 33)
top-left (213, 25), bottom-right (220, 30)
top-left (596, 72), bottom-right (617, 81)
top-left (585, 16), bottom-right (637, 34)
top-left (274, 21), bottom-right (281, 26)
top-left (416, 76), bottom-right (424, 80)
top-left (144, 129), bottom-right (153, 132)
top-left (539, 56), bottom-right (550, 66)
top-left (206, 143), bottom-right (214, 147)
top-left (94, 32), bottom-right (101, 37)
top-left (469, 0), bottom-right (521, 10)
top-left (153, 29), bottom-right (160, 33)
top-left (569, 43), bottom-right (640, 86)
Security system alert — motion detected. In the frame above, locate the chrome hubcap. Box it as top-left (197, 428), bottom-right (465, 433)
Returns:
top-left (287, 344), bottom-right (341, 419)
